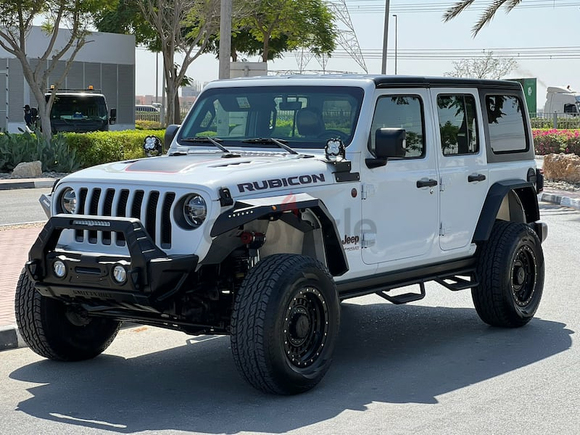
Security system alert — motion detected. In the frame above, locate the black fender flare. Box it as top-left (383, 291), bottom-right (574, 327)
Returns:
top-left (473, 180), bottom-right (540, 243)
top-left (210, 193), bottom-right (348, 276)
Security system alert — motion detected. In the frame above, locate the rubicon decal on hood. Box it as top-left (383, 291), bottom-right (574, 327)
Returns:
top-left (238, 173), bottom-right (326, 193)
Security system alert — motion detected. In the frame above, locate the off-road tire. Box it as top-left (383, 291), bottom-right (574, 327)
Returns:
top-left (473, 221), bottom-right (544, 327)
top-left (15, 269), bottom-right (121, 361)
top-left (231, 254), bottom-right (340, 395)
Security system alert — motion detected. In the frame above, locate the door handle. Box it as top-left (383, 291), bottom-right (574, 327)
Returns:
top-left (416, 178), bottom-right (438, 188)
top-left (468, 173), bottom-right (486, 183)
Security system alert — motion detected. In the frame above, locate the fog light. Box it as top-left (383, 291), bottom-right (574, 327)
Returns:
top-left (112, 265), bottom-right (127, 284)
top-left (53, 260), bottom-right (66, 278)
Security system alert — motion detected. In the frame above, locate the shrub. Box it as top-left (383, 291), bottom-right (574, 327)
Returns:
top-left (0, 130), bottom-right (82, 173)
top-left (64, 130), bottom-right (165, 168)
top-left (533, 129), bottom-right (580, 155)
top-left (136, 120), bottom-right (163, 130)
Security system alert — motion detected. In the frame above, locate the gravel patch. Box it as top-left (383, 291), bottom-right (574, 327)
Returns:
top-left (544, 179), bottom-right (580, 192)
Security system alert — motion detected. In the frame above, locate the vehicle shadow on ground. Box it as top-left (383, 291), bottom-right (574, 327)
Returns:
top-left (10, 303), bottom-right (573, 434)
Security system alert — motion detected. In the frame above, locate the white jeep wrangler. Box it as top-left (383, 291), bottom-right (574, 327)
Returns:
top-left (16, 75), bottom-right (547, 395)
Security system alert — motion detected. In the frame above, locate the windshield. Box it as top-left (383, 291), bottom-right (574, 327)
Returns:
top-left (47, 94), bottom-right (108, 121)
top-left (177, 86), bottom-right (364, 149)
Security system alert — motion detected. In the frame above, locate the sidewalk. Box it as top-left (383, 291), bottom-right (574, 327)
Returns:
top-left (1, 179), bottom-right (579, 352)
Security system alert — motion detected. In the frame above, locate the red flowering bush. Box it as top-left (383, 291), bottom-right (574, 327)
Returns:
top-left (533, 129), bottom-right (580, 155)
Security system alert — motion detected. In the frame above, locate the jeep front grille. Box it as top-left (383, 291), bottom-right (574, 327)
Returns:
top-left (74, 187), bottom-right (176, 249)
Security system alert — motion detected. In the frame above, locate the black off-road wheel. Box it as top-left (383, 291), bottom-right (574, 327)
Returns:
top-left (15, 269), bottom-right (121, 361)
top-left (231, 254), bottom-right (340, 395)
top-left (473, 221), bottom-right (545, 328)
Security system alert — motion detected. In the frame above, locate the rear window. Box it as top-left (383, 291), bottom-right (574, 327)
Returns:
top-left (486, 95), bottom-right (528, 153)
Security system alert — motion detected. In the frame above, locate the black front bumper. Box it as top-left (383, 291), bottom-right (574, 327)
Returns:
top-left (26, 215), bottom-right (198, 310)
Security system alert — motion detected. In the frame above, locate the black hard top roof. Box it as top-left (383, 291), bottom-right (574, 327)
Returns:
top-left (371, 75), bottom-right (522, 90)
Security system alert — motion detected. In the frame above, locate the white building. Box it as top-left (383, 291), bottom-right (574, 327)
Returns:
top-left (0, 27), bottom-right (135, 132)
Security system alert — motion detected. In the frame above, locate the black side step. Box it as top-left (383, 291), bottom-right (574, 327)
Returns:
top-left (434, 274), bottom-right (478, 291)
top-left (376, 282), bottom-right (426, 305)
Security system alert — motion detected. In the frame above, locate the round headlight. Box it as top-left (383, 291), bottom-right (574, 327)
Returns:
top-left (60, 188), bottom-right (77, 214)
top-left (183, 194), bottom-right (207, 228)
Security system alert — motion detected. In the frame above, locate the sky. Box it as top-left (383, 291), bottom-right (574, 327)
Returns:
top-left (135, 0), bottom-right (580, 110)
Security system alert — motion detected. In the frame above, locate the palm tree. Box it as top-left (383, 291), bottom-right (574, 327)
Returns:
top-left (443, 0), bottom-right (523, 36)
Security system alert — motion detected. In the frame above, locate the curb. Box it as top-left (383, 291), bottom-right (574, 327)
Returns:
top-left (0, 325), bottom-right (25, 351)
top-left (539, 192), bottom-right (580, 210)
top-left (0, 179), bottom-right (55, 190)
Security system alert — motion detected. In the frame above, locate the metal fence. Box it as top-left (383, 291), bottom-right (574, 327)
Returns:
top-left (530, 113), bottom-right (580, 129)
top-left (135, 108), bottom-right (190, 124)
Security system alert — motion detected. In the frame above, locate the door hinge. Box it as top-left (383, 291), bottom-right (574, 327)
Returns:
top-left (439, 177), bottom-right (445, 192)
top-left (361, 232), bottom-right (376, 248)
top-left (361, 184), bottom-right (375, 200)
top-left (439, 222), bottom-right (445, 237)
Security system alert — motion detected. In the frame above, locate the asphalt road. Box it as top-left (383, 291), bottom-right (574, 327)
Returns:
top-left (0, 188), bottom-right (51, 226)
top-left (0, 202), bottom-right (578, 435)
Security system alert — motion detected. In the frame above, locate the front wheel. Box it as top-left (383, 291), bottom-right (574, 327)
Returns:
top-left (231, 254), bottom-right (340, 394)
top-left (473, 221), bottom-right (545, 327)
top-left (15, 269), bottom-right (121, 361)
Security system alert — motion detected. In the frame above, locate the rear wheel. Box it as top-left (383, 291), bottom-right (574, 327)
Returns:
top-left (473, 221), bottom-right (544, 327)
top-left (231, 254), bottom-right (340, 394)
top-left (15, 269), bottom-right (120, 361)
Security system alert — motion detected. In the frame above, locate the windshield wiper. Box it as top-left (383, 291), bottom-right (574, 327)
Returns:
top-left (242, 138), bottom-right (299, 155)
top-left (180, 136), bottom-right (229, 152)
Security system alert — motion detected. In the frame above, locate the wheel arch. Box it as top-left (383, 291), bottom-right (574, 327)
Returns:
top-left (473, 180), bottom-right (540, 243)
top-left (210, 193), bottom-right (348, 276)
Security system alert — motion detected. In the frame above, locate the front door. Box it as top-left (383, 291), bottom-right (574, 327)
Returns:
top-left (361, 89), bottom-right (440, 266)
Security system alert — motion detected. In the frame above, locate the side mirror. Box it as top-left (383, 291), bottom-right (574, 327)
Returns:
top-left (109, 108), bottom-right (117, 125)
top-left (165, 124), bottom-right (180, 150)
top-left (366, 128), bottom-right (406, 168)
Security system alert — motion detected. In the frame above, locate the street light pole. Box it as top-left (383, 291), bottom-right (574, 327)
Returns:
top-left (393, 14), bottom-right (398, 75)
top-left (381, 0), bottom-right (391, 74)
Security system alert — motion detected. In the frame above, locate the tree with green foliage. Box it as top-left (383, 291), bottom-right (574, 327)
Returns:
top-left (0, 0), bottom-right (113, 141)
top-left (93, 0), bottom-right (158, 49)
top-left (96, 0), bottom-right (226, 126)
top-left (443, 0), bottom-right (522, 36)
top-left (237, 0), bottom-right (336, 62)
top-left (96, 1), bottom-right (336, 124)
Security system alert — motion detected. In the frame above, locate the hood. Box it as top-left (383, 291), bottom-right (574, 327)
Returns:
top-left (62, 151), bottom-right (335, 201)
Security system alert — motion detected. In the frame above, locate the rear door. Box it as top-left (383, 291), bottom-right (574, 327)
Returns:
top-left (433, 90), bottom-right (489, 251)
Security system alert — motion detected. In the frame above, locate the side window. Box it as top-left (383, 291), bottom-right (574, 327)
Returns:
top-left (564, 103), bottom-right (578, 115)
top-left (370, 95), bottom-right (425, 158)
top-left (486, 95), bottom-right (528, 153)
top-left (437, 94), bottom-right (479, 156)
